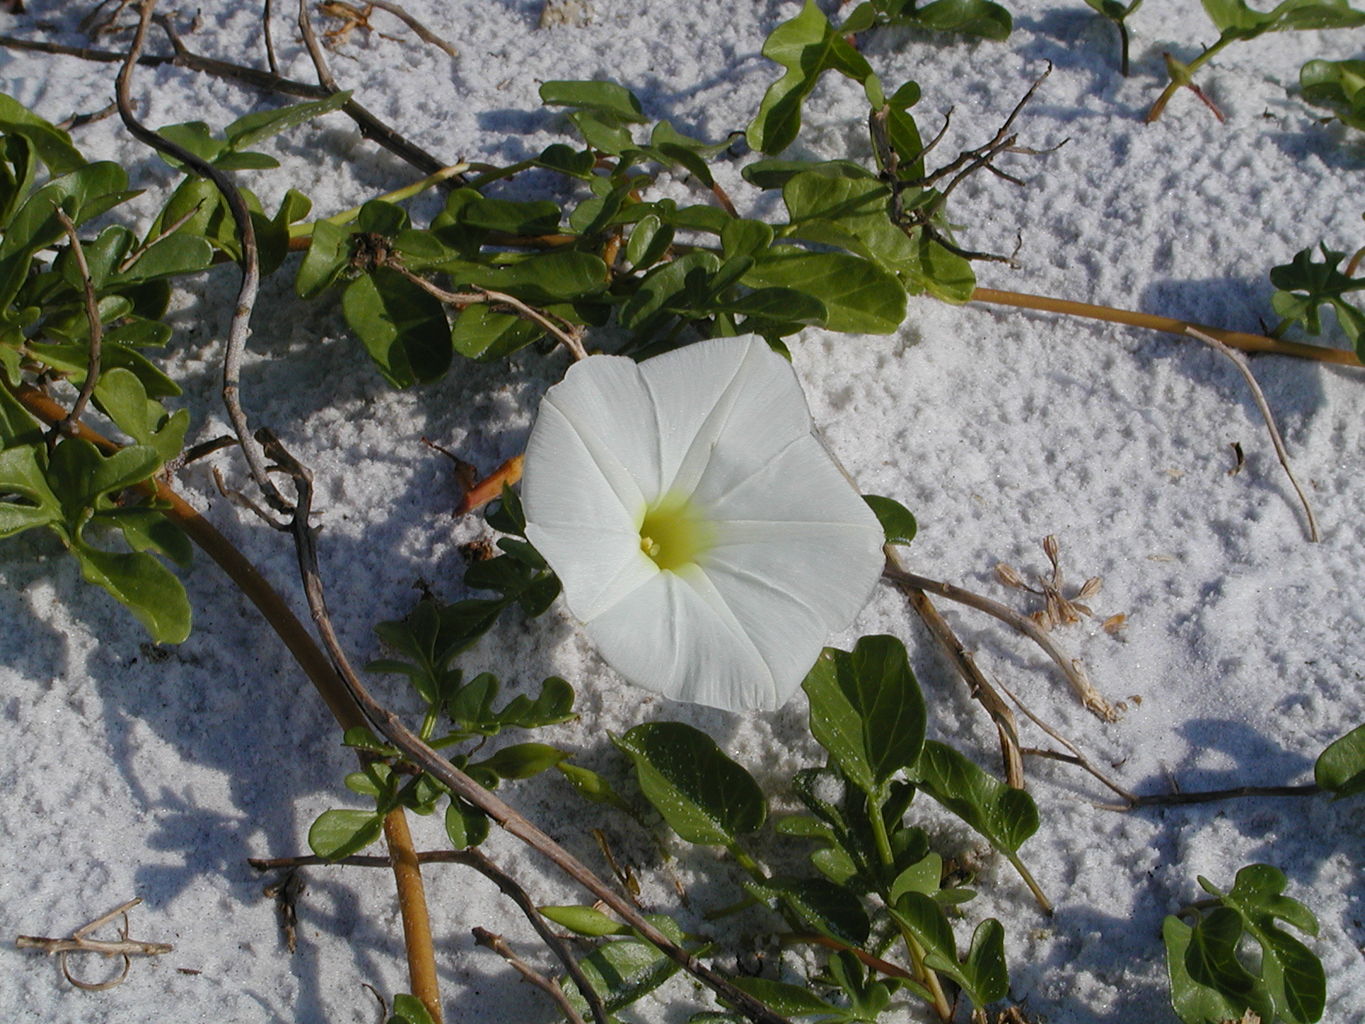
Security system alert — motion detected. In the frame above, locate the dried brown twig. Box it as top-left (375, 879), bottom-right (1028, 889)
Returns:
top-left (50, 208), bottom-right (102, 436)
top-left (1184, 326), bottom-right (1320, 542)
top-left (883, 557), bottom-right (1116, 721)
top-left (16, 898), bottom-right (171, 991)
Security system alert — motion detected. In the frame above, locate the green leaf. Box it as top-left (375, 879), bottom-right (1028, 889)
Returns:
top-left (1203, 865), bottom-right (1325, 1023)
top-left (0, 444), bottom-right (61, 537)
top-left (223, 92), bottom-right (352, 151)
top-left (727, 976), bottom-right (847, 1019)
top-left (912, 740), bottom-right (1038, 854)
top-left (747, 0), bottom-right (877, 155)
top-left (441, 250), bottom-right (608, 304)
top-left (743, 250), bottom-right (905, 333)
top-left (0, 93), bottom-right (87, 175)
top-left (615, 722), bottom-right (766, 846)
top-left (556, 762), bottom-right (636, 814)
top-left (743, 876), bottom-right (871, 946)
top-left (619, 250), bottom-right (721, 332)
top-left (803, 635), bottom-right (926, 798)
top-left (1202, 0), bottom-right (1365, 36)
top-left (1164, 914), bottom-right (1253, 1024)
top-left (540, 80), bottom-right (647, 124)
top-left (450, 304), bottom-right (542, 361)
top-left (71, 545), bottom-right (191, 644)
top-left (863, 494), bottom-right (917, 546)
top-left (308, 808), bottom-right (383, 859)
top-left (112, 232), bottom-right (215, 285)
top-left (1300, 58), bottom-right (1365, 130)
top-left (889, 893), bottom-right (1008, 1008)
top-left (560, 916), bottom-right (687, 1017)
top-left (625, 212), bottom-right (674, 270)
top-left (342, 267), bottom-right (452, 387)
top-left (472, 741), bottom-right (568, 781)
top-left (538, 904), bottom-right (628, 937)
top-left (93, 368), bottom-right (188, 464)
top-left (1269, 245), bottom-right (1365, 357)
top-left (443, 188), bottom-right (562, 235)
top-left (1315, 722), bottom-right (1365, 798)
top-left (846, 0), bottom-right (1012, 39)
top-left (444, 797), bottom-right (490, 848)
top-left (386, 993), bottom-right (438, 1024)
top-left (493, 675), bottom-right (576, 729)
top-left (295, 219), bottom-right (352, 299)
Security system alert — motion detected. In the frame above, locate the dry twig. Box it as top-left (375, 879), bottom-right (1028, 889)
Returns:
top-left (883, 559), bottom-right (1115, 721)
top-left (16, 898), bottom-right (171, 991)
top-left (1184, 326), bottom-right (1320, 542)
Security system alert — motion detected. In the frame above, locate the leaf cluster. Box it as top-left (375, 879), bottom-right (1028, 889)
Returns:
top-left (1163, 864), bottom-right (1325, 1024)
top-left (1268, 242), bottom-right (1365, 358)
top-left (309, 490), bottom-right (570, 859)
top-left (289, 0), bottom-right (1020, 388)
top-left (555, 627), bottom-right (1037, 1021)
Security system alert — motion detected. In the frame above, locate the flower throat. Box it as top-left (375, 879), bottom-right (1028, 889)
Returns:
top-left (638, 494), bottom-right (711, 572)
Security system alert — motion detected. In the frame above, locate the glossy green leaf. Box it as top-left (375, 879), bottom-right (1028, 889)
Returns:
top-left (1202, 0), bottom-right (1365, 36)
top-left (444, 188), bottom-right (562, 235)
top-left (1269, 244), bottom-right (1365, 356)
top-left (71, 545), bottom-right (191, 644)
top-left (342, 267), bottom-right (452, 387)
top-left (295, 219), bottom-right (352, 299)
top-left (450, 304), bottom-right (542, 361)
top-left (444, 797), bottom-right (490, 848)
top-left (728, 976), bottom-right (848, 1018)
top-left (555, 762), bottom-right (635, 814)
top-left (0, 93), bottom-right (86, 175)
top-left (747, 0), bottom-right (877, 155)
top-left (743, 250), bottom-right (905, 333)
top-left (560, 915), bottom-right (687, 1016)
top-left (0, 444), bottom-right (60, 537)
top-left (309, 808), bottom-right (384, 859)
top-left (387, 993), bottom-right (438, 1024)
top-left (472, 741), bottom-right (568, 781)
top-left (615, 722), bottom-right (765, 846)
top-left (803, 635), bottom-right (926, 797)
top-left (863, 494), bottom-right (917, 547)
top-left (912, 740), bottom-right (1038, 853)
top-left (1201, 865), bottom-right (1325, 1023)
top-left (540, 80), bottom-right (647, 124)
top-left (889, 892), bottom-right (1008, 1007)
top-left (1315, 722), bottom-right (1365, 798)
top-left (743, 876), bottom-right (870, 946)
top-left (492, 675), bottom-right (575, 729)
top-left (223, 92), bottom-right (352, 151)
top-left (842, 0), bottom-right (1012, 39)
top-left (619, 251), bottom-right (721, 331)
top-left (625, 212), bottom-right (673, 269)
top-left (1164, 914), bottom-right (1253, 1024)
top-left (442, 250), bottom-right (608, 304)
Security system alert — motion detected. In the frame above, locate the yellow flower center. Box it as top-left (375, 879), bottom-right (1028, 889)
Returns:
top-left (638, 493), bottom-right (712, 572)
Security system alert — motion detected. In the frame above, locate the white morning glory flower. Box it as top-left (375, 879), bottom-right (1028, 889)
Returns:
top-left (521, 335), bottom-right (885, 712)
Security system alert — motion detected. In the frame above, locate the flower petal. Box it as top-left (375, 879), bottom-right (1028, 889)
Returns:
top-left (522, 399), bottom-right (658, 621)
top-left (583, 566), bottom-right (784, 711)
top-left (638, 335), bottom-right (813, 498)
top-left (539, 354), bottom-right (659, 506)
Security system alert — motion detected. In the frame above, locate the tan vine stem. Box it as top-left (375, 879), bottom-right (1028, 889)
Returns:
top-left (971, 287), bottom-right (1364, 367)
top-left (7, 382), bottom-right (443, 1023)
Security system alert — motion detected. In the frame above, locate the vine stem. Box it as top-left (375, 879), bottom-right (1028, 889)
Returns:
top-left (7, 382), bottom-right (444, 1024)
top-left (970, 287), bottom-right (1363, 368)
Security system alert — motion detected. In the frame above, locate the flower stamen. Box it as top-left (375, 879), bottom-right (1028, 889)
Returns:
top-left (638, 494), bottom-right (711, 572)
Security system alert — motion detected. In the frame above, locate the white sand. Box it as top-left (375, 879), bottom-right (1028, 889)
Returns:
top-left (1, 2), bottom-right (1362, 1022)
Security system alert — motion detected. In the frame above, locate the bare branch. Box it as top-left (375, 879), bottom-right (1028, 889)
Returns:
top-left (116, 0), bottom-right (291, 515)
top-left (474, 928), bottom-right (587, 1024)
top-left (51, 208), bottom-right (103, 434)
